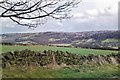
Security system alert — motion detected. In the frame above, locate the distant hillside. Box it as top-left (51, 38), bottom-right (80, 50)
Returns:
top-left (1, 30), bottom-right (119, 48)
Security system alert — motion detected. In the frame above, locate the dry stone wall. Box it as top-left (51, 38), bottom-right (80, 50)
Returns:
top-left (2, 49), bottom-right (120, 68)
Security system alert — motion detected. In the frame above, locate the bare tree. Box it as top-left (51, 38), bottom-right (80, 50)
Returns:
top-left (0, 0), bottom-right (81, 28)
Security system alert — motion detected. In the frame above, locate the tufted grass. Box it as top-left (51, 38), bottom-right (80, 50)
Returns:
top-left (2, 64), bottom-right (119, 78)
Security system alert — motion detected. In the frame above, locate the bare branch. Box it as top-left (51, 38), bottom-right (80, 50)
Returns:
top-left (0, 0), bottom-right (82, 28)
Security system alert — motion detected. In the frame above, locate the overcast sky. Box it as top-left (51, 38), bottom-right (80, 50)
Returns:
top-left (0, 0), bottom-right (119, 33)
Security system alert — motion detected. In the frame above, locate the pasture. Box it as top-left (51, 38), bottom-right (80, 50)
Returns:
top-left (0, 45), bottom-right (118, 55)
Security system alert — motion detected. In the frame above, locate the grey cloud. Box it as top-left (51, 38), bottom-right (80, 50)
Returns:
top-left (0, 0), bottom-right (118, 33)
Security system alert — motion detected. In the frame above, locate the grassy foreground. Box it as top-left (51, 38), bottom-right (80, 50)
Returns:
top-left (2, 64), bottom-right (119, 78)
top-left (1, 45), bottom-right (119, 78)
top-left (1, 45), bottom-right (118, 55)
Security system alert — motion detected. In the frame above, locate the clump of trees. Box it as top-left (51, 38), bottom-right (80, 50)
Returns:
top-left (1, 42), bottom-right (15, 45)
top-left (2, 49), bottom-right (120, 68)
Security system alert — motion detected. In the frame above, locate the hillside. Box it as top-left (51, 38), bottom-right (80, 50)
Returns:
top-left (1, 30), bottom-right (119, 48)
top-left (1, 30), bottom-right (120, 78)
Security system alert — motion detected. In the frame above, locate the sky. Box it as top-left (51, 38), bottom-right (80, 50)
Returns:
top-left (0, 0), bottom-right (119, 33)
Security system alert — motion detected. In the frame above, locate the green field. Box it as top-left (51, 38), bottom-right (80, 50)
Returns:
top-left (102, 39), bottom-right (118, 43)
top-left (1, 45), bottom-right (118, 55)
top-left (3, 64), bottom-right (119, 78)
